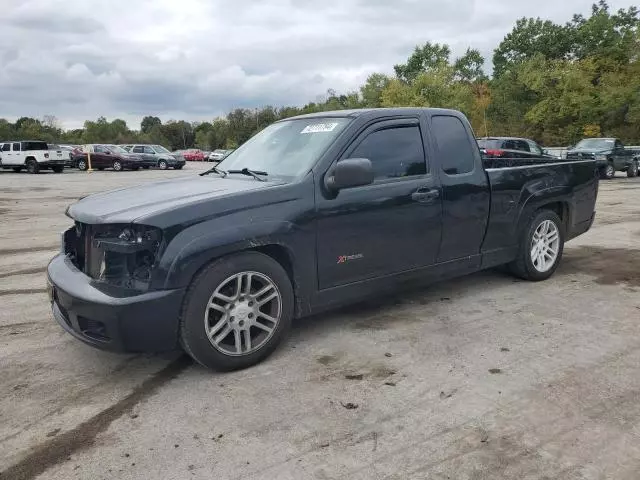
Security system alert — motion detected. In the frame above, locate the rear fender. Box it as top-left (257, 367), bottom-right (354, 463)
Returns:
top-left (516, 186), bottom-right (572, 238)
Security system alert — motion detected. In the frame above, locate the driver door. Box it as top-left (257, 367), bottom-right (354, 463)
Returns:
top-left (315, 118), bottom-right (442, 290)
top-left (92, 145), bottom-right (111, 168)
top-left (613, 140), bottom-right (628, 170)
top-left (143, 146), bottom-right (158, 164)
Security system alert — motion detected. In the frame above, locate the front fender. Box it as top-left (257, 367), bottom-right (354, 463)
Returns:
top-left (155, 220), bottom-right (311, 290)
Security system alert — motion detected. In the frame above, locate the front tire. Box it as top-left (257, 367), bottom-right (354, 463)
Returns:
top-left (180, 252), bottom-right (294, 371)
top-left (112, 160), bottom-right (123, 171)
top-left (627, 160), bottom-right (638, 178)
top-left (158, 160), bottom-right (168, 170)
top-left (509, 210), bottom-right (564, 281)
top-left (77, 159), bottom-right (88, 171)
top-left (602, 162), bottom-right (615, 179)
top-left (26, 159), bottom-right (40, 174)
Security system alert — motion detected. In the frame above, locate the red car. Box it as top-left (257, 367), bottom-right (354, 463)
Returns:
top-left (183, 149), bottom-right (205, 161)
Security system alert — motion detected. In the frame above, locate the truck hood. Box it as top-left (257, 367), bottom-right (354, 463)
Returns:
top-left (567, 148), bottom-right (612, 155)
top-left (67, 175), bottom-right (285, 224)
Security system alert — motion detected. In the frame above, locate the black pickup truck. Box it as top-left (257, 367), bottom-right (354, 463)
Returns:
top-left (47, 108), bottom-right (598, 371)
top-left (566, 138), bottom-right (640, 179)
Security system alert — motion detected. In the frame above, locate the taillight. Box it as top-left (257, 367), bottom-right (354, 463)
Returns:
top-left (485, 149), bottom-right (505, 157)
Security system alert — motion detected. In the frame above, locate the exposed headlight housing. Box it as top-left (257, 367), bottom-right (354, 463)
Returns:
top-left (595, 154), bottom-right (608, 161)
top-left (91, 225), bottom-right (163, 290)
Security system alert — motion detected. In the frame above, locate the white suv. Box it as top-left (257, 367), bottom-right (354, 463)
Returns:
top-left (0, 140), bottom-right (66, 173)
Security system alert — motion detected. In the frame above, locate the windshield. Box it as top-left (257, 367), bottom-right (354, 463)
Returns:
top-left (218, 118), bottom-right (351, 178)
top-left (575, 138), bottom-right (615, 150)
top-left (107, 145), bottom-right (128, 154)
top-left (153, 145), bottom-right (171, 154)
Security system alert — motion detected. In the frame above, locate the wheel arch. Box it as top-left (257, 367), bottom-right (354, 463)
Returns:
top-left (158, 221), bottom-right (314, 318)
top-left (517, 188), bottom-right (572, 241)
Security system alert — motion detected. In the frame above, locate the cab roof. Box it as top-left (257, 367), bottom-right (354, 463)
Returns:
top-left (281, 107), bottom-right (463, 121)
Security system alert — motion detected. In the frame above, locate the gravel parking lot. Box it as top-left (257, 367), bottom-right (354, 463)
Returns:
top-left (2, 164), bottom-right (640, 480)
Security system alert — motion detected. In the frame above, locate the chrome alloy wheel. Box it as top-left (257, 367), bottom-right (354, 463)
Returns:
top-left (531, 219), bottom-right (560, 273)
top-left (606, 163), bottom-right (615, 178)
top-left (204, 271), bottom-right (282, 356)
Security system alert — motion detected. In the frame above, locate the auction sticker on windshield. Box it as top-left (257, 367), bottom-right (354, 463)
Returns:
top-left (301, 123), bottom-right (339, 134)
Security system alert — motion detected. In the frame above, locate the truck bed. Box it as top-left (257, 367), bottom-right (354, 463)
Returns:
top-left (481, 158), bottom-right (598, 266)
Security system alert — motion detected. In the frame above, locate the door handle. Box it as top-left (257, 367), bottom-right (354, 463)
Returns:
top-left (411, 189), bottom-right (440, 203)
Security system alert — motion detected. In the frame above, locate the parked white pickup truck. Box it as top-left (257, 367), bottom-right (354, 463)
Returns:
top-left (0, 140), bottom-right (65, 173)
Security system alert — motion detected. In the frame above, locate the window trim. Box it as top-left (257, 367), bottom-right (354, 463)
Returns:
top-left (430, 114), bottom-right (477, 177)
top-left (12, 142), bottom-right (21, 152)
top-left (340, 118), bottom-right (428, 185)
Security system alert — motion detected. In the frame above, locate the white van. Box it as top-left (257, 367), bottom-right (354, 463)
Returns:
top-left (0, 140), bottom-right (65, 173)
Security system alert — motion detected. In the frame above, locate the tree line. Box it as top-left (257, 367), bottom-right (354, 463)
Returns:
top-left (1, 1), bottom-right (637, 149)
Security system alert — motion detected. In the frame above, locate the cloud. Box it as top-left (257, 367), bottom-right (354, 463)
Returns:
top-left (0, 0), bottom-right (636, 129)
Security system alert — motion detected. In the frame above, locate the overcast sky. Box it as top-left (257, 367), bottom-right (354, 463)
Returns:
top-left (0, 0), bottom-right (635, 129)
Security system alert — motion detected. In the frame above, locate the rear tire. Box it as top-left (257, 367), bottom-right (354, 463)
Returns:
top-left (180, 251), bottom-right (294, 371)
top-left (26, 159), bottom-right (40, 174)
top-left (627, 160), bottom-right (638, 178)
top-left (112, 160), bottom-right (123, 171)
top-left (509, 210), bottom-right (564, 281)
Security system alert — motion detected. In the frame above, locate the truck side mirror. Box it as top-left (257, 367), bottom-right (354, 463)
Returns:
top-left (325, 158), bottom-right (374, 192)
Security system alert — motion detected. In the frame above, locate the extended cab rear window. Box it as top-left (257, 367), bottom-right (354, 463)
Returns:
top-left (432, 116), bottom-right (475, 175)
top-left (22, 141), bottom-right (48, 151)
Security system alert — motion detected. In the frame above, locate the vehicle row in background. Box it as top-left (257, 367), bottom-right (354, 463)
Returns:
top-left (71, 145), bottom-right (151, 171)
top-left (172, 149), bottom-right (206, 161)
top-left (123, 144), bottom-right (185, 170)
top-left (477, 137), bottom-right (557, 159)
top-left (0, 140), bottom-right (66, 173)
top-left (208, 149), bottom-right (234, 162)
top-left (566, 138), bottom-right (639, 179)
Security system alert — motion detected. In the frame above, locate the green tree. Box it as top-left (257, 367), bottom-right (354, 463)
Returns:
top-left (493, 18), bottom-right (573, 78)
top-left (160, 121), bottom-right (194, 150)
top-left (454, 48), bottom-right (487, 83)
top-left (0, 119), bottom-right (15, 140)
top-left (570, 1), bottom-right (639, 64)
top-left (394, 42), bottom-right (451, 83)
top-left (360, 73), bottom-right (391, 107)
top-left (141, 116), bottom-right (162, 134)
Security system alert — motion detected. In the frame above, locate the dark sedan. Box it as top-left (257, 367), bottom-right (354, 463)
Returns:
top-left (73, 145), bottom-right (148, 171)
